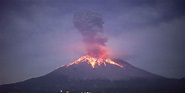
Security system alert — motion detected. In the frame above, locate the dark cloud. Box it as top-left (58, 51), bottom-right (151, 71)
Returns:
top-left (73, 11), bottom-right (109, 58)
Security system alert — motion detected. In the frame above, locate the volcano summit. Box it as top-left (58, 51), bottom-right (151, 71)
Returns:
top-left (66, 55), bottom-right (124, 68)
top-left (55, 58), bottom-right (164, 81)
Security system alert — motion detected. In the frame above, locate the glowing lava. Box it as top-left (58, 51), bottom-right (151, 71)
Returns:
top-left (66, 55), bottom-right (124, 68)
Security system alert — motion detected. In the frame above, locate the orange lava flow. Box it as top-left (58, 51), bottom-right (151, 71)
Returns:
top-left (66, 55), bottom-right (124, 68)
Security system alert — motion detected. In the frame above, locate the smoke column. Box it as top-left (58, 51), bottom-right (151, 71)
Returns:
top-left (73, 11), bottom-right (109, 58)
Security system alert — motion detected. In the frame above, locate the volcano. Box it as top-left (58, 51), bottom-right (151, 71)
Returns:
top-left (54, 56), bottom-right (164, 81)
top-left (1, 57), bottom-right (184, 93)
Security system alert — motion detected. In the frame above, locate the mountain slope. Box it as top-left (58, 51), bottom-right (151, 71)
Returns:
top-left (46, 59), bottom-right (165, 81)
top-left (0, 59), bottom-right (184, 93)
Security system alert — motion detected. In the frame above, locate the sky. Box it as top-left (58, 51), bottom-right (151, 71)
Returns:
top-left (0, 0), bottom-right (185, 85)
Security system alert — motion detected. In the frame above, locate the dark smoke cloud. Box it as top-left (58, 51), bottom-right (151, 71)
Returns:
top-left (73, 11), bottom-right (109, 58)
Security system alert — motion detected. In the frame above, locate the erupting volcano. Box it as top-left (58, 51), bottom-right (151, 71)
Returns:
top-left (66, 11), bottom-right (123, 69)
top-left (66, 55), bottom-right (124, 68)
top-left (1, 11), bottom-right (183, 93)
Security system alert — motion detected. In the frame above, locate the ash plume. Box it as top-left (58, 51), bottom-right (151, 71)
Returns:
top-left (73, 11), bottom-right (109, 58)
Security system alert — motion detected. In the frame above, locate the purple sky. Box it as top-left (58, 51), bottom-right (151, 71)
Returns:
top-left (0, 0), bottom-right (185, 85)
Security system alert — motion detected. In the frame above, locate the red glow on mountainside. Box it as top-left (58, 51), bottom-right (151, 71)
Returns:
top-left (66, 55), bottom-right (124, 68)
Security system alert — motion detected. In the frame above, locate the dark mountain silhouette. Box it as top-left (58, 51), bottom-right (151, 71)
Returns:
top-left (47, 59), bottom-right (165, 81)
top-left (0, 59), bottom-right (184, 93)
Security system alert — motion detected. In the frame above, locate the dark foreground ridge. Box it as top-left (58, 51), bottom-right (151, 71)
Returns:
top-left (0, 59), bottom-right (184, 93)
